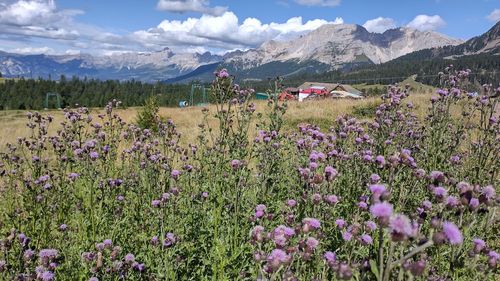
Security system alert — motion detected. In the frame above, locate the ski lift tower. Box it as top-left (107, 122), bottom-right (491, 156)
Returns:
top-left (44, 92), bottom-right (62, 109)
top-left (191, 83), bottom-right (208, 106)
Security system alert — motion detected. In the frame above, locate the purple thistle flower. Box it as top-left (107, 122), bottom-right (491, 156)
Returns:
top-left (324, 251), bottom-right (336, 263)
top-left (365, 221), bottom-right (377, 231)
top-left (23, 249), bottom-right (35, 261)
top-left (481, 185), bottom-right (495, 199)
top-left (389, 214), bottom-right (413, 237)
top-left (89, 277), bottom-right (99, 281)
top-left (89, 151), bottom-right (99, 160)
top-left (124, 253), bottom-right (135, 264)
top-left (302, 218), bottom-right (321, 232)
top-left (433, 186), bottom-right (448, 199)
top-left (39, 271), bottom-right (55, 281)
top-left (442, 221), bottom-right (463, 245)
top-left (369, 184), bottom-right (386, 195)
top-left (473, 238), bottom-right (486, 253)
top-left (370, 174), bottom-right (381, 183)
top-left (152, 199), bottom-right (161, 208)
top-left (342, 231), bottom-right (353, 241)
top-left (170, 169), bottom-right (181, 180)
top-left (360, 234), bottom-right (373, 245)
top-left (306, 237), bottom-right (319, 250)
top-left (335, 219), bottom-right (346, 228)
top-left (267, 249), bottom-right (291, 270)
top-left (469, 198), bottom-right (479, 209)
top-left (286, 199), bottom-right (297, 207)
top-left (231, 159), bottom-right (241, 170)
top-left (370, 202), bottom-right (393, 218)
top-left (324, 166), bottom-right (338, 181)
top-left (68, 172), bottom-right (79, 181)
top-left (324, 195), bottom-right (339, 205)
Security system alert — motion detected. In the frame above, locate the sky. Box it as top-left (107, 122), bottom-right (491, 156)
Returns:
top-left (0, 0), bottom-right (498, 56)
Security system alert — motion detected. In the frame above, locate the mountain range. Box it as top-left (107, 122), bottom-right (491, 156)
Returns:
top-left (1, 22), bottom-right (498, 83)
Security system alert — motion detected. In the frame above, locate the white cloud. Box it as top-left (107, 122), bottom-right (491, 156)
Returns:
top-left (294, 0), bottom-right (341, 7)
top-left (486, 9), bottom-right (500, 22)
top-left (0, 0), bottom-right (82, 40)
top-left (406, 15), bottom-right (446, 31)
top-left (65, 49), bottom-right (81, 55)
top-left (131, 12), bottom-right (343, 50)
top-left (11, 46), bottom-right (55, 54)
top-left (363, 17), bottom-right (396, 33)
top-left (157, 0), bottom-right (227, 16)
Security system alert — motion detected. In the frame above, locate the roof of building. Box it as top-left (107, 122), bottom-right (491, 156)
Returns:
top-left (298, 82), bottom-right (363, 95)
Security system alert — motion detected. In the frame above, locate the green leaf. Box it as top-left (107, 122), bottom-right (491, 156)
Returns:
top-left (369, 259), bottom-right (380, 281)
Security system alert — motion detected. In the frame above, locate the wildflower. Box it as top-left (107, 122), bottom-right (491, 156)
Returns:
top-left (89, 151), bottom-right (99, 160)
top-left (324, 195), bottom-right (338, 205)
top-left (342, 231), bottom-right (353, 241)
top-left (481, 185), bottom-right (495, 200)
top-left (89, 277), bottom-right (99, 281)
top-left (302, 218), bottom-right (321, 232)
top-left (433, 186), bottom-right (448, 200)
top-left (389, 214), bottom-right (413, 241)
top-left (335, 219), bottom-right (346, 228)
top-left (358, 201), bottom-right (368, 210)
top-left (312, 193), bottom-right (322, 204)
top-left (152, 199), bottom-right (161, 208)
top-left (305, 237), bottom-right (319, 251)
top-left (365, 221), bottom-right (377, 231)
top-left (375, 155), bottom-right (385, 167)
top-left (39, 271), bottom-right (55, 281)
top-left (442, 221), bottom-right (463, 245)
top-left (59, 224), bottom-right (67, 232)
top-left (103, 239), bottom-right (112, 249)
top-left (337, 263), bottom-right (353, 280)
top-left (24, 249), bottom-right (35, 261)
top-left (445, 196), bottom-right (459, 208)
top-left (68, 172), bottom-right (79, 181)
top-left (170, 170), bottom-right (181, 180)
top-left (255, 204), bottom-right (266, 218)
top-left (124, 253), bottom-right (135, 264)
top-left (163, 233), bottom-right (176, 247)
top-left (324, 166), bottom-right (338, 181)
top-left (251, 226), bottom-right (265, 243)
top-left (408, 260), bottom-right (426, 276)
top-left (216, 69), bottom-right (229, 78)
top-left (231, 159), bottom-right (241, 170)
top-left (324, 251), bottom-right (336, 263)
top-left (429, 171), bottom-right (445, 183)
top-left (360, 234), bottom-right (373, 245)
top-left (370, 202), bottom-right (393, 218)
top-left (286, 199), bottom-right (297, 207)
top-left (473, 238), bottom-right (486, 253)
top-left (370, 174), bottom-right (381, 183)
top-left (469, 198), bottom-right (479, 210)
top-left (267, 249), bottom-right (291, 271)
top-left (369, 184), bottom-right (386, 195)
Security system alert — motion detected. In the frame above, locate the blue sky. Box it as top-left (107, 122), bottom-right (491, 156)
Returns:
top-left (0, 0), bottom-right (498, 55)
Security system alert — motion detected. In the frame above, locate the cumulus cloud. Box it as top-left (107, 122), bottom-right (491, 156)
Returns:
top-left (406, 15), bottom-right (446, 31)
top-left (363, 17), bottom-right (396, 33)
top-left (11, 46), bottom-right (54, 54)
top-left (0, 0), bottom-right (82, 40)
top-left (157, 0), bottom-right (227, 16)
top-left (294, 0), bottom-right (341, 7)
top-left (486, 9), bottom-right (500, 22)
top-left (131, 12), bottom-right (343, 50)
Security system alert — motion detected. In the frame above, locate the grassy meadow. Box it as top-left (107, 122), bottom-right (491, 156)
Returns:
top-left (0, 92), bottom-right (434, 149)
top-left (0, 70), bottom-right (498, 280)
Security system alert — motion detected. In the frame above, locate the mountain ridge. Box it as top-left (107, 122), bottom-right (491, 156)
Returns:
top-left (0, 23), bottom-right (468, 82)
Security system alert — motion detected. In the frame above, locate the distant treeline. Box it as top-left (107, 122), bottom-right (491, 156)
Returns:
top-left (285, 54), bottom-right (500, 89)
top-left (0, 76), bottom-right (205, 110)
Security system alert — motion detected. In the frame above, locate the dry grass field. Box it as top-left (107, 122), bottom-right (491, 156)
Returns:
top-left (0, 93), bottom-right (435, 149)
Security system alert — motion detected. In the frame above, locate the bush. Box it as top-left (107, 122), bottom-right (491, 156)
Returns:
top-left (135, 96), bottom-right (161, 131)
